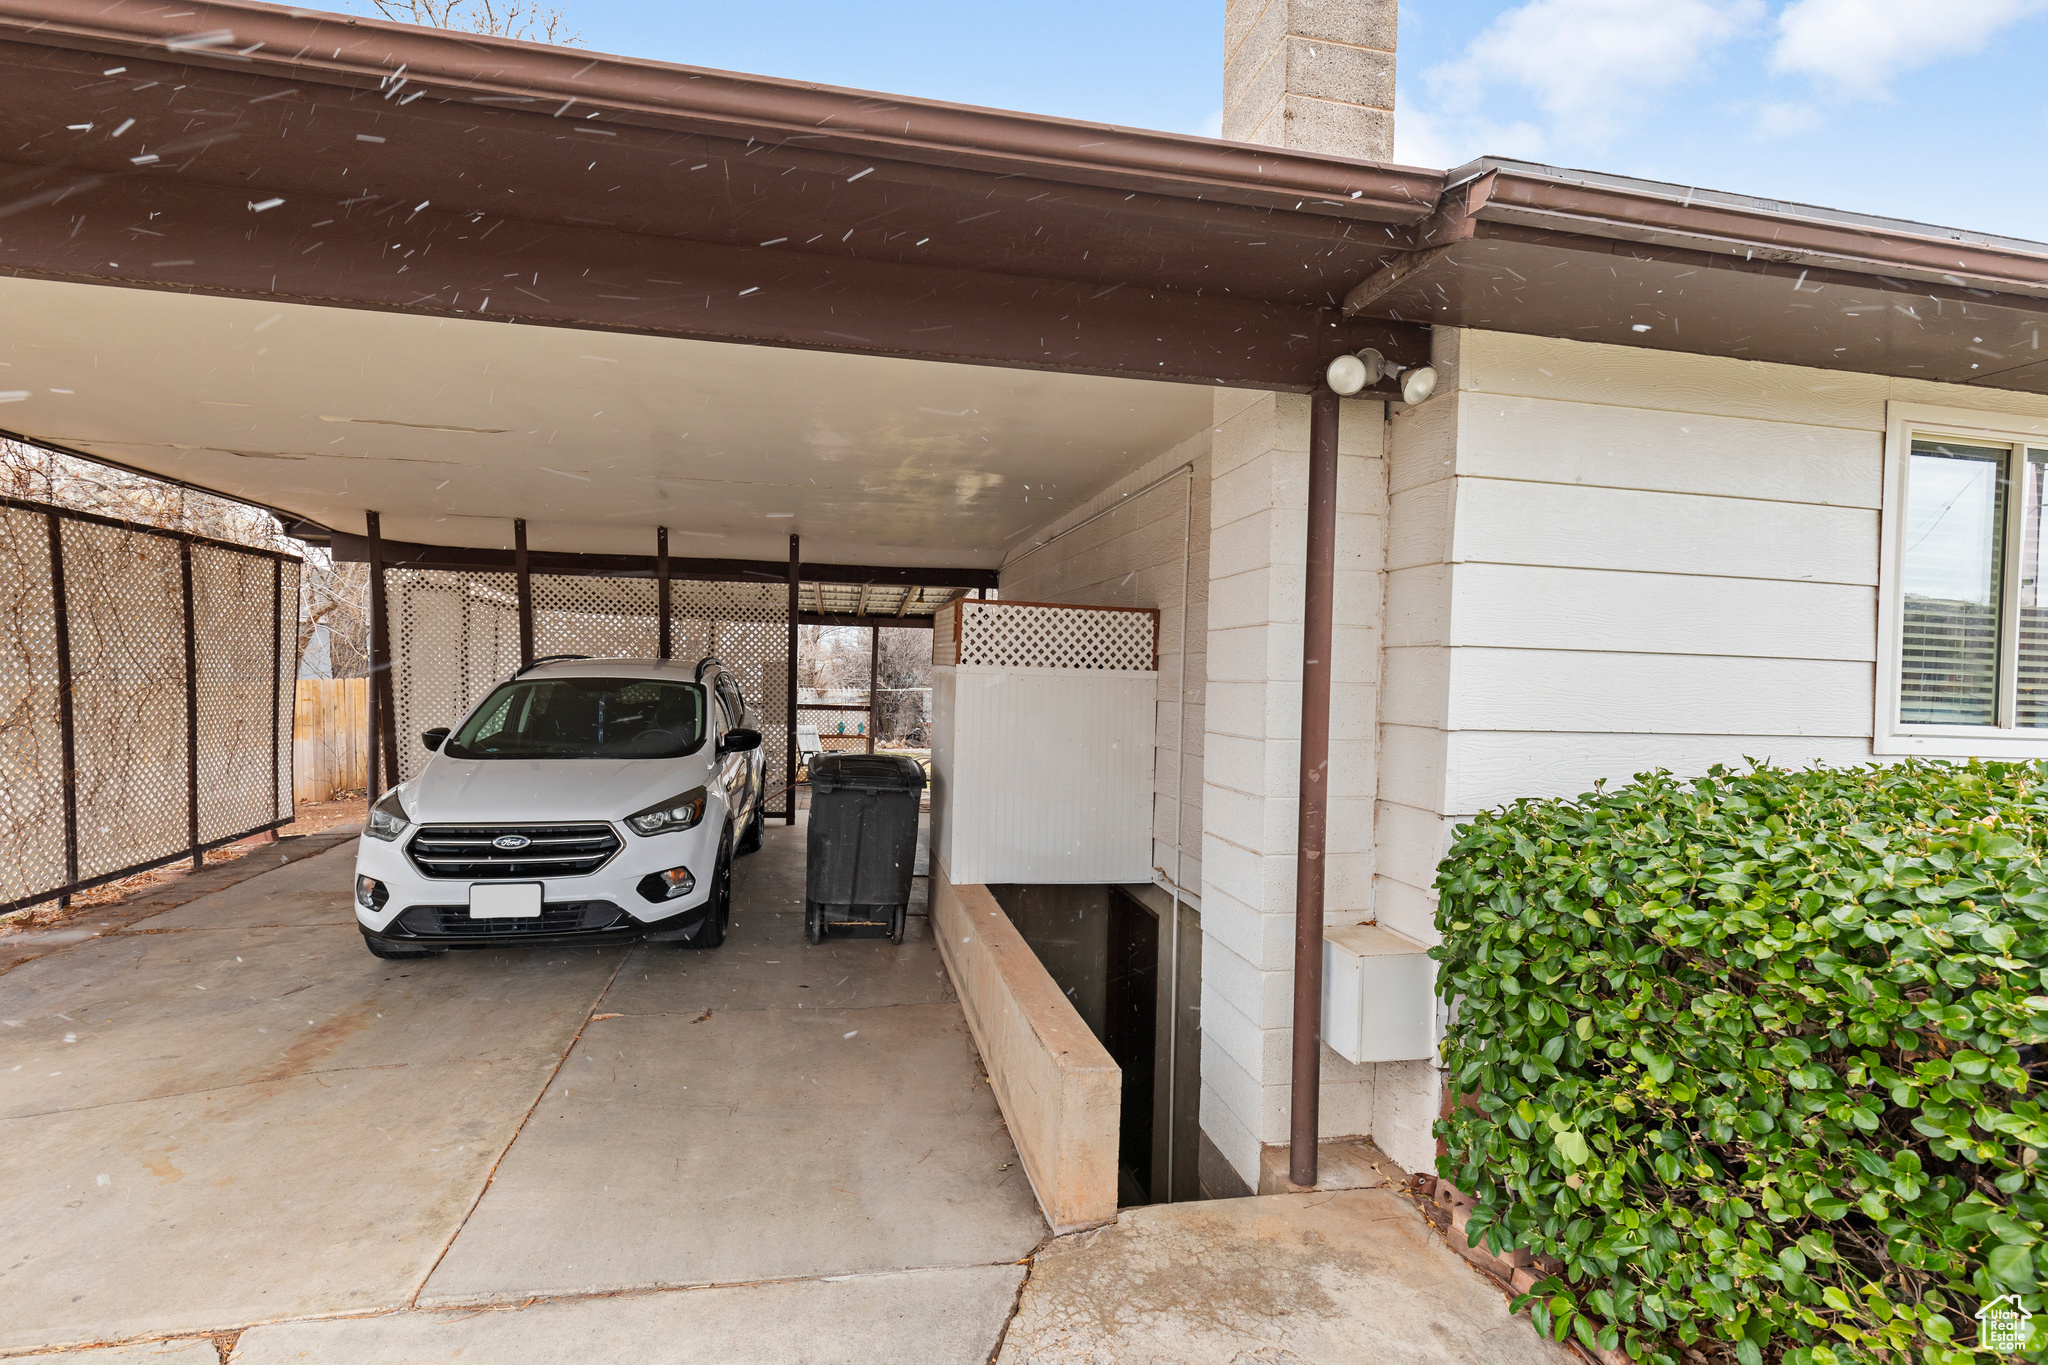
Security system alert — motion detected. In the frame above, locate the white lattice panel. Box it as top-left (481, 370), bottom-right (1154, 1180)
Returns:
top-left (951, 600), bottom-right (1156, 671)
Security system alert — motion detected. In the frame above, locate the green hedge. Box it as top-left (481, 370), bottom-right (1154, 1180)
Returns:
top-left (1431, 761), bottom-right (2048, 1364)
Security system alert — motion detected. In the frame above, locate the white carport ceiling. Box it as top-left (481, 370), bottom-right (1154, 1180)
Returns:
top-left (0, 276), bottom-right (1211, 568)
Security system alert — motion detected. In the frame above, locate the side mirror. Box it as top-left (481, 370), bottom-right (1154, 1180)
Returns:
top-left (718, 727), bottom-right (762, 754)
top-left (421, 727), bottom-right (450, 752)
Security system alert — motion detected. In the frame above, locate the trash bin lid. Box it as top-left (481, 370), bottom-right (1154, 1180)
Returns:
top-left (810, 753), bottom-right (928, 793)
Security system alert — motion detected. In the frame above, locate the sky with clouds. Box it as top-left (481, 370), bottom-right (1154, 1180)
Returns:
top-left (347, 0), bottom-right (2048, 240)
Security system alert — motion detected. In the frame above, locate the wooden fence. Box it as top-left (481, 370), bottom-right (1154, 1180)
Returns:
top-left (294, 678), bottom-right (367, 805)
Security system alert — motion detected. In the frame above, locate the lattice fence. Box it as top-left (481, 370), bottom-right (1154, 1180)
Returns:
top-left (0, 498), bottom-right (299, 912)
top-left (383, 570), bottom-right (791, 812)
top-left (937, 599), bottom-right (1158, 671)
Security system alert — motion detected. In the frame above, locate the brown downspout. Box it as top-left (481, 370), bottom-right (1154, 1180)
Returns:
top-left (786, 533), bottom-right (799, 824)
top-left (365, 510), bottom-right (395, 797)
top-left (514, 517), bottom-right (534, 668)
top-left (656, 525), bottom-right (672, 660)
top-left (1291, 387), bottom-right (1340, 1188)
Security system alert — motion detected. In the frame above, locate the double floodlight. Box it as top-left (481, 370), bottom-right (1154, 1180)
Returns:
top-left (1324, 348), bottom-right (1438, 405)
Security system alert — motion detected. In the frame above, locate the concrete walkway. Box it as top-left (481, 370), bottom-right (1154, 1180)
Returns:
top-left (998, 1188), bottom-right (1573, 1365)
top-left (0, 819), bottom-right (1043, 1361)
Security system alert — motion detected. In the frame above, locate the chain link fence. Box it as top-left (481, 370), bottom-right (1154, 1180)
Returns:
top-left (0, 497), bottom-right (299, 911)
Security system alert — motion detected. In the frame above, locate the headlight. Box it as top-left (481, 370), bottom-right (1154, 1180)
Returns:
top-left (625, 786), bottom-right (707, 837)
top-left (365, 789), bottom-right (412, 842)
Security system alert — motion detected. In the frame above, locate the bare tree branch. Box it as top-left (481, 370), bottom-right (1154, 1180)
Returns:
top-left (363, 0), bottom-right (582, 45)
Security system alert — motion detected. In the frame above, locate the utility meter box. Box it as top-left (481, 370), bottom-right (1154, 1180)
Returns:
top-left (1322, 922), bottom-right (1438, 1064)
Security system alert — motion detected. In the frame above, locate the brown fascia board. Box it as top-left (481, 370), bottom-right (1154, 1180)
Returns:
top-left (1349, 226), bottom-right (2048, 394)
top-left (0, 153), bottom-right (1426, 390)
top-left (327, 530), bottom-right (1001, 590)
top-left (0, 0), bottom-right (1444, 225)
top-left (1343, 166), bottom-right (2048, 312)
top-left (800, 612), bottom-right (933, 629)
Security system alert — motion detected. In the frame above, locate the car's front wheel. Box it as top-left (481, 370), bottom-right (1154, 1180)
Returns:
top-left (685, 830), bottom-right (733, 950)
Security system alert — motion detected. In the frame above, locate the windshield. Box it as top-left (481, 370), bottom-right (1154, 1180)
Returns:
top-left (444, 677), bottom-right (706, 760)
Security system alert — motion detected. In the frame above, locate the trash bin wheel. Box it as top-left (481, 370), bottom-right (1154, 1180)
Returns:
top-left (804, 900), bottom-right (825, 945)
top-left (890, 905), bottom-right (905, 945)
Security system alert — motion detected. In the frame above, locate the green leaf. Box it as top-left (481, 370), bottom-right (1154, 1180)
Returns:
top-left (1429, 758), bottom-right (2048, 1365)
top-left (1988, 1243), bottom-right (2036, 1289)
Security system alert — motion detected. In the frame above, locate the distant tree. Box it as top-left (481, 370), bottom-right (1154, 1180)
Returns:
top-left (363, 0), bottom-right (581, 45)
top-left (1, 438), bottom-right (368, 678)
top-left (874, 627), bottom-right (932, 745)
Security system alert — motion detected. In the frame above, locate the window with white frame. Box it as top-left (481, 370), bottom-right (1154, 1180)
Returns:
top-left (1881, 404), bottom-right (2048, 754)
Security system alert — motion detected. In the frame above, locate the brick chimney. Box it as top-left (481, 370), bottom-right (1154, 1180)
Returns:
top-left (1222, 0), bottom-right (1395, 160)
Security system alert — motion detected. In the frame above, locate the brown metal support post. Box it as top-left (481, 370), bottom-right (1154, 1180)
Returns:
top-left (514, 518), bottom-right (534, 667)
top-left (181, 541), bottom-right (201, 870)
top-left (786, 534), bottom-right (799, 824)
top-left (366, 511), bottom-right (396, 798)
top-left (656, 526), bottom-right (672, 660)
top-left (1290, 386), bottom-right (1340, 1189)
top-left (46, 513), bottom-right (79, 902)
top-left (271, 557), bottom-right (284, 823)
top-left (866, 624), bottom-right (879, 754)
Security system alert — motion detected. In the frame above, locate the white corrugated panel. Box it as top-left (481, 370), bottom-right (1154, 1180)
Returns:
top-left (933, 664), bottom-right (1155, 884)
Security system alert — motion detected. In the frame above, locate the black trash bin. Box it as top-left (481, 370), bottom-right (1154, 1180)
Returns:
top-left (805, 753), bottom-right (927, 944)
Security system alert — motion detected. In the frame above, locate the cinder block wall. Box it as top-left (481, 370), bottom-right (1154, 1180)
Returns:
top-left (1201, 390), bottom-right (1394, 1189)
top-left (1224, 0), bottom-right (1396, 155)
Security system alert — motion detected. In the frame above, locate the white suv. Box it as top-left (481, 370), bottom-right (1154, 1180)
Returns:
top-left (351, 657), bottom-right (765, 959)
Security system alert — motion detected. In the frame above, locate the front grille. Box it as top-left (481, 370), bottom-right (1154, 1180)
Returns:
top-left (392, 901), bottom-right (629, 937)
top-left (406, 823), bottom-right (621, 880)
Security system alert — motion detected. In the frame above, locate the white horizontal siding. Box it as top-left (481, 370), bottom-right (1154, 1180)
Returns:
top-left (1446, 648), bottom-right (1873, 735)
top-left (1444, 563), bottom-right (1876, 660)
top-left (1458, 329), bottom-right (1891, 430)
top-left (1451, 478), bottom-right (1879, 585)
top-left (1455, 392), bottom-right (1883, 507)
top-left (1440, 730), bottom-right (1883, 812)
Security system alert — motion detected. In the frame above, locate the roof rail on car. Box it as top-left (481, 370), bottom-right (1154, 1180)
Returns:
top-left (516, 654), bottom-right (591, 676)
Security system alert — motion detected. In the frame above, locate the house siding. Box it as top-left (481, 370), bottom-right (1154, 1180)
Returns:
top-left (1374, 328), bottom-right (2048, 1168)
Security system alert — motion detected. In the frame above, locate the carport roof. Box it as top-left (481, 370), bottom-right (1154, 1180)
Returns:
top-left (7, 2), bottom-right (2048, 565)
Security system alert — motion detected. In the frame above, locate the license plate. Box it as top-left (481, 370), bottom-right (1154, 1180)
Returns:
top-left (469, 883), bottom-right (543, 918)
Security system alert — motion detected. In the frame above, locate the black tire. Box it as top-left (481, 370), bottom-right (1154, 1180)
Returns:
top-left (686, 831), bottom-right (733, 950)
top-left (805, 900), bottom-right (825, 945)
top-left (735, 784), bottom-right (765, 856)
top-left (890, 905), bottom-right (905, 946)
top-left (363, 932), bottom-right (436, 960)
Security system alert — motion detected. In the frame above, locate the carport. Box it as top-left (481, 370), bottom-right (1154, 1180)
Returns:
top-left (0, 1), bottom-right (1445, 1355)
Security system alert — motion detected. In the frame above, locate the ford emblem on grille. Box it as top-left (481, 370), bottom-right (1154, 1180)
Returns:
top-left (492, 835), bottom-right (532, 850)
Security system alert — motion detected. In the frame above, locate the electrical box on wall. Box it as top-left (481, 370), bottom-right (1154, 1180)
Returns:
top-left (930, 599), bottom-right (1158, 885)
top-left (1322, 922), bottom-right (1438, 1064)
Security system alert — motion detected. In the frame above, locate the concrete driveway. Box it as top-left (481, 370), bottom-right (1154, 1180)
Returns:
top-left (0, 820), bottom-right (1044, 1363)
